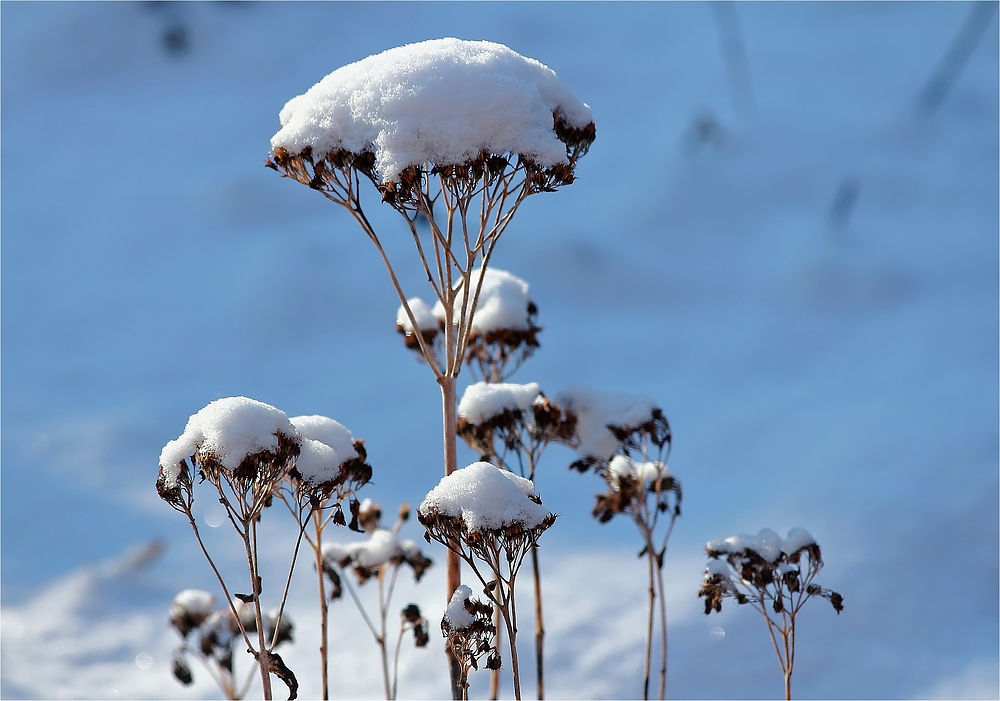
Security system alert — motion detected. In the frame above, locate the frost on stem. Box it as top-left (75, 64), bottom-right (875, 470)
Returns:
top-left (442, 585), bottom-right (501, 697)
top-left (698, 528), bottom-right (844, 700)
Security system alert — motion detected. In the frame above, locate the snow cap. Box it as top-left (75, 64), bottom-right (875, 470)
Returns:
top-left (458, 382), bottom-right (541, 425)
top-left (707, 528), bottom-right (817, 562)
top-left (271, 38), bottom-right (593, 183)
top-left (420, 461), bottom-right (551, 532)
top-left (290, 415), bottom-right (358, 463)
top-left (555, 386), bottom-right (658, 461)
top-left (433, 268), bottom-right (534, 334)
top-left (444, 584), bottom-right (475, 629)
top-left (396, 298), bottom-right (439, 335)
top-left (159, 397), bottom-right (297, 485)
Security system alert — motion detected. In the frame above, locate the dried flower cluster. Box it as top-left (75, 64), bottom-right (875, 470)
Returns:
top-left (457, 392), bottom-right (576, 470)
top-left (699, 529), bottom-right (843, 699)
top-left (169, 590), bottom-right (295, 700)
top-left (566, 402), bottom-right (678, 701)
top-left (321, 501), bottom-right (435, 700)
top-left (441, 586), bottom-right (500, 700)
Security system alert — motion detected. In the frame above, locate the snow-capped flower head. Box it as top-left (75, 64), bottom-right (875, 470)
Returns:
top-left (396, 297), bottom-right (441, 350)
top-left (700, 527), bottom-right (843, 616)
top-left (419, 461), bottom-right (553, 534)
top-left (592, 455), bottom-right (681, 525)
top-left (169, 589), bottom-right (216, 638)
top-left (433, 268), bottom-right (542, 382)
top-left (269, 38), bottom-right (595, 204)
top-left (555, 386), bottom-right (669, 472)
top-left (442, 584), bottom-right (500, 682)
top-left (157, 397), bottom-right (300, 509)
top-left (289, 415), bottom-right (371, 499)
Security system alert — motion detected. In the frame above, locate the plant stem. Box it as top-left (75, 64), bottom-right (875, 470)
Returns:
top-left (531, 543), bottom-right (545, 700)
top-left (440, 375), bottom-right (464, 700)
top-left (313, 510), bottom-right (330, 700)
top-left (642, 542), bottom-right (655, 701)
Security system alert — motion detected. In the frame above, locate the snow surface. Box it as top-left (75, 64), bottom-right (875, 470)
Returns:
top-left (271, 38), bottom-right (593, 182)
top-left (444, 584), bottom-right (475, 629)
top-left (707, 527), bottom-right (816, 562)
top-left (432, 268), bottom-right (534, 334)
top-left (290, 415), bottom-right (358, 464)
top-left (420, 461), bottom-right (551, 532)
top-left (324, 529), bottom-right (406, 569)
top-left (396, 298), bottom-right (439, 334)
top-left (294, 438), bottom-right (341, 488)
top-left (555, 386), bottom-right (659, 461)
top-left (158, 397), bottom-right (296, 485)
top-left (458, 381), bottom-right (541, 425)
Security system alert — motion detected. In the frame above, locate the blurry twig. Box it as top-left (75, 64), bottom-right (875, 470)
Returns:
top-left (915, 1), bottom-right (996, 116)
top-left (712, 2), bottom-right (756, 119)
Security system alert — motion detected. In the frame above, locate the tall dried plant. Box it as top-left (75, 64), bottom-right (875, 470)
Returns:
top-left (322, 501), bottom-right (434, 699)
top-left (457, 390), bottom-right (576, 699)
top-left (569, 408), bottom-right (679, 700)
top-left (266, 46), bottom-right (594, 695)
top-left (699, 530), bottom-right (844, 700)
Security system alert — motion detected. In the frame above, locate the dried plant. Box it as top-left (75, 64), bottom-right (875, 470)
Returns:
top-left (278, 416), bottom-right (373, 700)
top-left (266, 40), bottom-right (594, 697)
top-left (322, 501), bottom-right (434, 700)
top-left (169, 590), bottom-right (295, 700)
top-left (457, 387), bottom-right (576, 699)
top-left (442, 585), bottom-right (501, 700)
top-left (698, 529), bottom-right (844, 699)
top-left (419, 463), bottom-right (557, 700)
top-left (567, 405), bottom-right (679, 700)
top-left (157, 398), bottom-right (305, 700)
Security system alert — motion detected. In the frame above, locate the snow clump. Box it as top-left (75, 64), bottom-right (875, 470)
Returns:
top-left (271, 38), bottom-right (593, 183)
top-left (419, 462), bottom-right (551, 533)
top-left (444, 585), bottom-right (475, 629)
top-left (607, 455), bottom-right (670, 489)
top-left (158, 397), bottom-right (297, 487)
top-left (707, 528), bottom-right (817, 562)
top-left (396, 298), bottom-right (439, 335)
top-left (458, 382), bottom-right (541, 425)
top-left (555, 386), bottom-right (658, 461)
top-left (433, 268), bottom-right (534, 334)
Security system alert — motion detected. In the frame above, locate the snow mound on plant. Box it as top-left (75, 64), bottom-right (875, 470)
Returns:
top-left (707, 527), bottom-right (817, 562)
top-left (271, 38), bottom-right (593, 182)
top-left (607, 455), bottom-right (670, 488)
top-left (555, 386), bottom-right (658, 461)
top-left (158, 397), bottom-right (296, 485)
top-left (396, 298), bottom-right (439, 334)
top-left (419, 461), bottom-right (551, 532)
top-left (444, 585), bottom-right (475, 629)
top-left (433, 268), bottom-right (534, 333)
top-left (458, 382), bottom-right (541, 425)
top-left (290, 415), bottom-right (358, 463)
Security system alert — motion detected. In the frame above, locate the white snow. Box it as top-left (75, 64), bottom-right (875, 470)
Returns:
top-left (294, 438), bottom-right (341, 488)
top-left (707, 528), bottom-right (816, 562)
top-left (289, 415), bottom-right (358, 464)
top-left (555, 386), bottom-right (659, 461)
top-left (432, 268), bottom-right (534, 334)
top-left (606, 455), bottom-right (670, 489)
top-left (271, 38), bottom-right (593, 183)
top-left (781, 527), bottom-right (816, 555)
top-left (396, 298), bottom-right (439, 335)
top-left (321, 541), bottom-right (353, 567)
top-left (444, 584), bottom-right (475, 629)
top-left (458, 381), bottom-right (541, 425)
top-left (159, 397), bottom-right (297, 485)
top-left (169, 589), bottom-right (215, 619)
top-left (353, 529), bottom-right (400, 568)
top-left (705, 559), bottom-right (731, 578)
top-left (420, 461), bottom-right (551, 532)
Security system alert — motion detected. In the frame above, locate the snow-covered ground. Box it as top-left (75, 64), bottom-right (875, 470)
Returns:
top-left (2, 2), bottom-right (997, 699)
